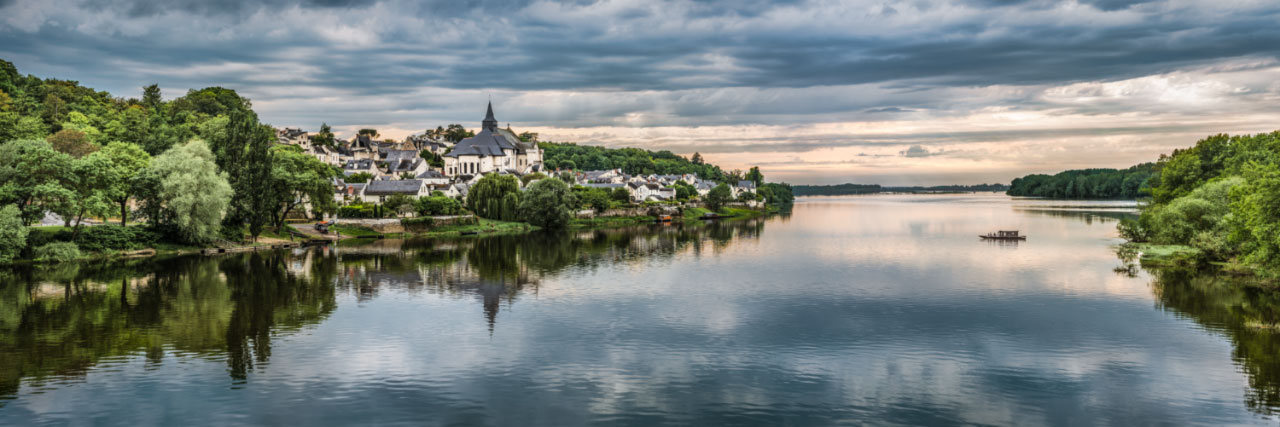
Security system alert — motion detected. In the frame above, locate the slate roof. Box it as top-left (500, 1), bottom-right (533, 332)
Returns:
top-left (737, 180), bottom-right (757, 189)
top-left (445, 104), bottom-right (536, 158)
top-left (580, 183), bottom-right (624, 189)
top-left (364, 179), bottom-right (424, 196)
top-left (343, 159), bottom-right (375, 170)
top-left (416, 169), bottom-right (448, 179)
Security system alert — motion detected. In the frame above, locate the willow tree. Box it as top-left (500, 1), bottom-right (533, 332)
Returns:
top-left (151, 140), bottom-right (232, 244)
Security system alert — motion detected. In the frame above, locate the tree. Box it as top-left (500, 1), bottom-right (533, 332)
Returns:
top-left (466, 174), bottom-right (520, 221)
top-left (47, 129), bottom-right (98, 158)
top-left (610, 187), bottom-right (631, 203)
top-left (0, 204), bottom-right (26, 263)
top-left (573, 187), bottom-right (611, 213)
top-left (142, 84), bottom-right (162, 112)
top-left (705, 183), bottom-right (732, 212)
top-left (745, 166), bottom-right (764, 187)
top-left (311, 123), bottom-right (336, 148)
top-left (518, 131), bottom-right (538, 142)
top-left (345, 172), bottom-right (373, 183)
top-left (416, 193), bottom-right (463, 216)
top-left (97, 142), bottom-right (151, 226)
top-left (691, 152), bottom-right (704, 165)
top-left (149, 140), bottom-right (232, 244)
top-left (241, 119), bottom-right (276, 241)
top-left (270, 146), bottom-right (337, 227)
top-left (64, 153), bottom-right (115, 229)
top-left (520, 178), bottom-right (575, 229)
top-left (0, 139), bottom-right (75, 224)
top-left (443, 124), bottom-right (473, 142)
top-left (358, 128), bottom-right (379, 138)
top-left (419, 149), bottom-right (444, 168)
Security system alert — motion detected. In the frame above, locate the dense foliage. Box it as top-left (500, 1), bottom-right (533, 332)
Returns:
top-left (520, 178), bottom-right (576, 229)
top-left (704, 184), bottom-right (733, 212)
top-left (146, 140), bottom-right (233, 244)
top-left (1006, 164), bottom-right (1155, 199)
top-left (1124, 131), bottom-right (1280, 274)
top-left (0, 204), bottom-right (26, 263)
top-left (792, 184), bottom-right (882, 196)
top-left (541, 142), bottom-right (729, 180)
top-left (416, 192), bottom-right (464, 216)
top-left (467, 174), bottom-right (521, 221)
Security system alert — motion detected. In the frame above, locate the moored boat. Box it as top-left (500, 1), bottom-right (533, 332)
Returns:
top-left (980, 230), bottom-right (1026, 240)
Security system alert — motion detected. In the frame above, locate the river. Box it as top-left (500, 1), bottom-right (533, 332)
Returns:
top-left (2, 194), bottom-right (1278, 425)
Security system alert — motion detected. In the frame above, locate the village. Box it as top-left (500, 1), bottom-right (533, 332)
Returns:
top-left (278, 103), bottom-right (759, 215)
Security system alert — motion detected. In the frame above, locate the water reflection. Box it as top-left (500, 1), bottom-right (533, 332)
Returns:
top-left (1148, 267), bottom-right (1280, 414)
top-left (0, 252), bottom-right (337, 397)
top-left (0, 219), bottom-right (767, 401)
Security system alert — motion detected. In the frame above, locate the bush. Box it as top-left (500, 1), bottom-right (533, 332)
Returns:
top-left (416, 195), bottom-right (464, 216)
top-left (705, 183), bottom-right (733, 212)
top-left (338, 204), bottom-right (386, 218)
top-left (73, 225), bottom-right (159, 252)
top-left (572, 187), bottom-right (611, 213)
top-left (34, 242), bottom-right (82, 263)
top-left (0, 205), bottom-right (28, 263)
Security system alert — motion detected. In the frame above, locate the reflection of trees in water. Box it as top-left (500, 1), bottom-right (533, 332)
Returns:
top-left (1013, 208), bottom-right (1134, 225)
top-left (0, 250), bottom-right (337, 398)
top-left (1149, 267), bottom-right (1280, 415)
top-left (332, 219), bottom-right (768, 333)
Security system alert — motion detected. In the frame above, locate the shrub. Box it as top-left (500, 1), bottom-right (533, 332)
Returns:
top-left (73, 225), bottom-right (159, 252)
top-left (338, 204), bottom-right (384, 218)
top-left (34, 242), bottom-right (82, 263)
top-left (416, 195), bottom-right (464, 216)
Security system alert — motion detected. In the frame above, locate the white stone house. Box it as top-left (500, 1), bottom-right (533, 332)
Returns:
top-left (443, 103), bottom-right (542, 176)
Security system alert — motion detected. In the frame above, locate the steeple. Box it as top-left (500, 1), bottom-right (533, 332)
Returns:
top-left (482, 101), bottom-right (498, 132)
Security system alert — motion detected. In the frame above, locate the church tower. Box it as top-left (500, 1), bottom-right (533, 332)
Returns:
top-left (482, 101), bottom-right (499, 132)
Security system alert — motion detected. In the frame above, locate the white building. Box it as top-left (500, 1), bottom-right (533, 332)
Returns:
top-left (443, 103), bottom-right (542, 177)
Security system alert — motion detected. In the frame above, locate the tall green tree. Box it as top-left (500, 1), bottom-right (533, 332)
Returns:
top-left (97, 142), bottom-right (151, 226)
top-left (745, 166), bottom-right (764, 187)
top-left (520, 178), bottom-right (575, 229)
top-left (705, 183), bottom-right (733, 212)
top-left (270, 145), bottom-right (337, 227)
top-left (149, 140), bottom-right (233, 244)
top-left (466, 174), bottom-right (520, 221)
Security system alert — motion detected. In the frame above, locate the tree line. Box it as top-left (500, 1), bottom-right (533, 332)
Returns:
top-left (1006, 164), bottom-right (1155, 199)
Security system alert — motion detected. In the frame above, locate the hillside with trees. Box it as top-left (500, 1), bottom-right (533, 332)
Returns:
top-left (541, 143), bottom-right (732, 181)
top-left (0, 58), bottom-right (337, 263)
top-left (1006, 164), bottom-right (1156, 199)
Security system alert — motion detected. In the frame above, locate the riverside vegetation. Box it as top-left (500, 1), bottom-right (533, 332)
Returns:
top-left (0, 59), bottom-right (792, 264)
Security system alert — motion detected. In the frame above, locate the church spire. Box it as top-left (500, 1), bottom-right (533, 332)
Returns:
top-left (482, 101), bottom-right (498, 132)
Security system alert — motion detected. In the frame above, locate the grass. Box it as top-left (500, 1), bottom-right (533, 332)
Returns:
top-left (330, 225), bottom-right (383, 237)
top-left (418, 218), bottom-right (534, 238)
top-left (1120, 242), bottom-right (1202, 266)
top-left (569, 215), bottom-right (655, 229)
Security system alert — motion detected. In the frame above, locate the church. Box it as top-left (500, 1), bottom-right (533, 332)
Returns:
top-left (443, 103), bottom-right (542, 177)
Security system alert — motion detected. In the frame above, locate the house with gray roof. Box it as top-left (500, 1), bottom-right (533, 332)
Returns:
top-left (443, 102), bottom-right (542, 177)
top-left (362, 179), bottom-right (429, 203)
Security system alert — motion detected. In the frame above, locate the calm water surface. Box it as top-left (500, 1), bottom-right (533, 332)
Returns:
top-left (3, 194), bottom-right (1280, 426)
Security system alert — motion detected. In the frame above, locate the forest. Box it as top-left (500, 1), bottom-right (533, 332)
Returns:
top-left (1006, 164), bottom-right (1156, 199)
top-left (540, 143), bottom-right (733, 181)
top-left (791, 183), bottom-right (1007, 196)
top-left (1119, 131), bottom-right (1280, 275)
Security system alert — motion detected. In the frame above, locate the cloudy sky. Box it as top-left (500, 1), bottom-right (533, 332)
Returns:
top-left (2, 0), bottom-right (1278, 185)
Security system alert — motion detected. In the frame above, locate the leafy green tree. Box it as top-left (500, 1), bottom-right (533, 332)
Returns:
top-left (745, 166), bottom-right (764, 187)
top-left (0, 139), bottom-right (75, 224)
top-left (345, 172), bottom-right (373, 183)
top-left (520, 178), bottom-right (575, 229)
top-left (97, 142), bottom-right (151, 226)
top-left (311, 123), bottom-right (336, 148)
top-left (142, 84), bottom-right (162, 111)
top-left (691, 152), bottom-right (704, 165)
top-left (1231, 166), bottom-right (1280, 270)
top-left (419, 149), bottom-right (444, 168)
top-left (358, 128), bottom-right (379, 138)
top-left (518, 131), bottom-right (538, 142)
top-left (443, 124), bottom-right (473, 142)
top-left (64, 152), bottom-right (115, 228)
top-left (705, 183), bottom-right (732, 212)
top-left (611, 187), bottom-right (631, 203)
top-left (270, 145), bottom-right (337, 227)
top-left (150, 140), bottom-right (233, 244)
top-left (0, 204), bottom-right (26, 263)
top-left (241, 119), bottom-right (276, 241)
top-left (572, 187), bottom-right (611, 213)
top-left (466, 174), bottom-right (520, 221)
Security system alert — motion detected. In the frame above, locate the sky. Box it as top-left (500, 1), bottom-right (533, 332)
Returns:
top-left (1, 0), bottom-right (1279, 185)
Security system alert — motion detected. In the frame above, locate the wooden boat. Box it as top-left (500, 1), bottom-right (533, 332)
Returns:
top-left (655, 215), bottom-right (674, 223)
top-left (980, 230), bottom-right (1026, 240)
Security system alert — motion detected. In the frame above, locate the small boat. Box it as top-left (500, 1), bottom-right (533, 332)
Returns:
top-left (980, 230), bottom-right (1026, 240)
top-left (655, 215), bottom-right (673, 223)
